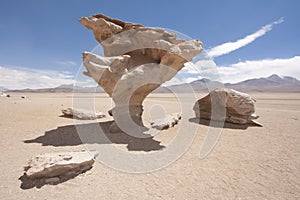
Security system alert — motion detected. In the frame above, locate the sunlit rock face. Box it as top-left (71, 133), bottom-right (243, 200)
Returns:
top-left (24, 151), bottom-right (98, 179)
top-left (61, 107), bottom-right (106, 120)
top-left (193, 88), bottom-right (262, 126)
top-left (80, 14), bottom-right (203, 133)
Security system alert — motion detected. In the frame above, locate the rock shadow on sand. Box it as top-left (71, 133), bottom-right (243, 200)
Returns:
top-left (189, 118), bottom-right (257, 130)
top-left (24, 121), bottom-right (164, 152)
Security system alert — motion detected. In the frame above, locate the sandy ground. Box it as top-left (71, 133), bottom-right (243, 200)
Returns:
top-left (0, 92), bottom-right (299, 199)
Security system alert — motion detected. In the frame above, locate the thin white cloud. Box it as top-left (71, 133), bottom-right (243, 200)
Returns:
top-left (162, 77), bottom-right (185, 86)
top-left (179, 59), bottom-right (223, 82)
top-left (0, 66), bottom-right (74, 89)
top-left (55, 60), bottom-right (77, 67)
top-left (217, 56), bottom-right (300, 83)
top-left (162, 76), bottom-right (201, 87)
top-left (162, 60), bottom-right (219, 86)
top-left (207, 17), bottom-right (284, 58)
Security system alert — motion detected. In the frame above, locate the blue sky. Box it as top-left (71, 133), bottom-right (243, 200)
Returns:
top-left (0, 0), bottom-right (299, 89)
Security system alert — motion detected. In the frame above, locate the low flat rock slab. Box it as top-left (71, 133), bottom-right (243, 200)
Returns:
top-left (61, 107), bottom-right (106, 120)
top-left (151, 113), bottom-right (181, 130)
top-left (24, 150), bottom-right (98, 179)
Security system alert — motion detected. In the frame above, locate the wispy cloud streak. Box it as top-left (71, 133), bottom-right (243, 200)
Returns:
top-left (55, 60), bottom-right (77, 67)
top-left (207, 17), bottom-right (284, 58)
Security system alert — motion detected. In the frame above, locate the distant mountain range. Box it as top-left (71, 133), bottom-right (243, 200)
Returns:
top-left (4, 74), bottom-right (300, 93)
top-left (6, 84), bottom-right (105, 93)
top-left (0, 87), bottom-right (8, 92)
top-left (154, 74), bottom-right (300, 93)
top-left (225, 74), bottom-right (300, 92)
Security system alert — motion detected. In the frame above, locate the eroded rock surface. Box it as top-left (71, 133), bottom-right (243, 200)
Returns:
top-left (151, 113), bottom-right (181, 130)
top-left (80, 14), bottom-right (202, 132)
top-left (193, 88), bottom-right (262, 126)
top-left (61, 107), bottom-right (106, 120)
top-left (20, 151), bottom-right (98, 189)
top-left (24, 150), bottom-right (98, 179)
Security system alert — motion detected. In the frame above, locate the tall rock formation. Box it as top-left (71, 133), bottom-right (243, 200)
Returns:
top-left (80, 14), bottom-right (202, 133)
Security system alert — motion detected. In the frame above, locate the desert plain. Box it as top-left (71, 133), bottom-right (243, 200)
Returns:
top-left (0, 92), bottom-right (299, 199)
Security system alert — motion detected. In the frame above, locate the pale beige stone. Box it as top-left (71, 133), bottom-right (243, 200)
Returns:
top-left (151, 113), bottom-right (181, 130)
top-left (193, 88), bottom-right (262, 126)
top-left (24, 150), bottom-right (98, 179)
top-left (80, 14), bottom-right (202, 131)
top-left (61, 107), bottom-right (106, 120)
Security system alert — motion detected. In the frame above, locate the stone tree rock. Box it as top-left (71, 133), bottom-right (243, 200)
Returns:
top-left (193, 88), bottom-right (262, 126)
top-left (79, 14), bottom-right (203, 133)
